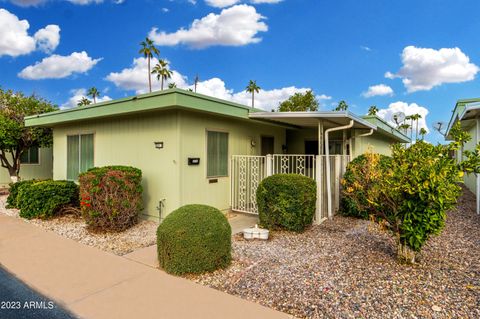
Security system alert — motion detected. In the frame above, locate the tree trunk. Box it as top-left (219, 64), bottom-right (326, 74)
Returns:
top-left (415, 120), bottom-right (419, 141)
top-left (252, 92), bottom-right (254, 108)
top-left (148, 57), bottom-right (152, 93)
top-left (161, 77), bottom-right (164, 91)
top-left (397, 242), bottom-right (418, 264)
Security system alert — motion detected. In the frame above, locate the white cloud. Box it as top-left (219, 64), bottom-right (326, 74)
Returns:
top-left (105, 57), bottom-right (188, 94)
top-left (61, 88), bottom-right (112, 109)
top-left (34, 24), bottom-right (60, 53)
top-left (360, 45), bottom-right (371, 52)
top-left (18, 51), bottom-right (102, 80)
top-left (67, 0), bottom-right (103, 4)
top-left (377, 101), bottom-right (429, 136)
top-left (205, 0), bottom-right (282, 6)
top-left (8, 0), bottom-right (121, 6)
top-left (106, 58), bottom-right (324, 110)
top-left (362, 84), bottom-right (394, 98)
top-left (149, 4), bottom-right (268, 48)
top-left (386, 46), bottom-right (479, 92)
top-left (205, 0), bottom-right (239, 7)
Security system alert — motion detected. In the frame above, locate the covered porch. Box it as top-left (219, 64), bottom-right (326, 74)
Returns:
top-left (230, 111), bottom-right (378, 224)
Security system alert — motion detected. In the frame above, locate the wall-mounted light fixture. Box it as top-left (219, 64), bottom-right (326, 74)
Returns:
top-left (154, 141), bottom-right (164, 149)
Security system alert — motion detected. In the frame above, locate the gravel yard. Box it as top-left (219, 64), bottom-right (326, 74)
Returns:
top-left (191, 188), bottom-right (480, 319)
top-left (0, 195), bottom-right (157, 255)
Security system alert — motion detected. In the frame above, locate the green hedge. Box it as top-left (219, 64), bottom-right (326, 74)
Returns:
top-left (157, 204), bottom-right (231, 275)
top-left (340, 154), bottom-right (392, 219)
top-left (17, 180), bottom-right (79, 219)
top-left (79, 166), bottom-right (143, 231)
top-left (6, 180), bottom-right (37, 209)
top-left (256, 174), bottom-right (316, 232)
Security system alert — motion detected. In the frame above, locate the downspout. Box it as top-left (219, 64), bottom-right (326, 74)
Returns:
top-left (325, 120), bottom-right (354, 219)
top-left (358, 129), bottom-right (374, 137)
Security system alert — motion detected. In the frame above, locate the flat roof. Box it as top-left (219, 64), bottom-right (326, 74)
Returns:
top-left (25, 88), bottom-right (263, 127)
top-left (249, 112), bottom-right (410, 143)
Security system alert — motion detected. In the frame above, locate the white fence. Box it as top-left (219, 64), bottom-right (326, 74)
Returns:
top-left (230, 154), bottom-right (350, 221)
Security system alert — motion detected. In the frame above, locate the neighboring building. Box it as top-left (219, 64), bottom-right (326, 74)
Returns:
top-left (445, 98), bottom-right (480, 214)
top-left (24, 89), bottom-right (409, 221)
top-left (0, 147), bottom-right (53, 187)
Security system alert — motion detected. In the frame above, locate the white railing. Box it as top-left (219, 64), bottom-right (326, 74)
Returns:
top-left (231, 154), bottom-right (350, 220)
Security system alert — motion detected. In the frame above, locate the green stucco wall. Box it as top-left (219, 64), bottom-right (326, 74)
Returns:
top-left (462, 124), bottom-right (477, 194)
top-left (52, 110), bottom-right (181, 220)
top-left (352, 131), bottom-right (394, 157)
top-left (0, 148), bottom-right (53, 187)
top-left (50, 109), bottom-right (286, 219)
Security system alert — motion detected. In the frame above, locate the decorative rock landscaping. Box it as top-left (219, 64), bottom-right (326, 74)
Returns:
top-left (191, 188), bottom-right (480, 319)
top-left (0, 195), bottom-right (157, 256)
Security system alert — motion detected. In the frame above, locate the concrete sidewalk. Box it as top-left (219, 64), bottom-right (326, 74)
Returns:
top-left (0, 214), bottom-right (291, 319)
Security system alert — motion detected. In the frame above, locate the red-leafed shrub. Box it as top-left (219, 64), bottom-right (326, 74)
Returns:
top-left (79, 166), bottom-right (143, 231)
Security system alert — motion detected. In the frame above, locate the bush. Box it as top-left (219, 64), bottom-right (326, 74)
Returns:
top-left (6, 180), bottom-right (37, 208)
top-left (340, 154), bottom-right (392, 219)
top-left (79, 166), bottom-right (143, 231)
top-left (17, 180), bottom-right (79, 219)
top-left (157, 204), bottom-right (231, 275)
top-left (256, 174), bottom-right (316, 232)
top-left (343, 123), bottom-right (480, 264)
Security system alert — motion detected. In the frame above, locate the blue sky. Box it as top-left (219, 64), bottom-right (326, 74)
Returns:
top-left (1, 0), bottom-right (480, 143)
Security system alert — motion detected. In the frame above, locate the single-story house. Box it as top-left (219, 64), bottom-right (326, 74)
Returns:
top-left (445, 98), bottom-right (480, 214)
top-left (23, 89), bottom-right (409, 222)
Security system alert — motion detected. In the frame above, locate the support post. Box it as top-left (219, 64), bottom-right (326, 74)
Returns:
top-left (325, 120), bottom-right (354, 219)
top-left (315, 120), bottom-right (324, 224)
top-left (266, 154), bottom-right (273, 177)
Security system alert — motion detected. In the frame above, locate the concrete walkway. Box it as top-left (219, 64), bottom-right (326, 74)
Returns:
top-left (0, 214), bottom-right (290, 319)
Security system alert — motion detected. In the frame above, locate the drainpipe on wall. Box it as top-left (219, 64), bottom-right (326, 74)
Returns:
top-left (325, 120), bottom-right (354, 219)
top-left (357, 128), bottom-right (374, 137)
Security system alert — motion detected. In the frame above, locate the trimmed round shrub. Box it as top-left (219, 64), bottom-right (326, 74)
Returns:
top-left (340, 153), bottom-right (392, 219)
top-left (17, 180), bottom-right (79, 219)
top-left (157, 204), bottom-right (231, 275)
top-left (6, 180), bottom-right (38, 209)
top-left (256, 174), bottom-right (316, 232)
top-left (79, 166), bottom-right (143, 232)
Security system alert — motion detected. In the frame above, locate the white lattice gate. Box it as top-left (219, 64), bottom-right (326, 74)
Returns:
top-left (230, 154), bottom-right (350, 218)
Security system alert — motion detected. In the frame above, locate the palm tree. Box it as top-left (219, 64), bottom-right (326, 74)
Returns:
top-left (334, 100), bottom-right (349, 111)
top-left (419, 127), bottom-right (427, 140)
top-left (139, 37), bottom-right (160, 93)
top-left (77, 97), bottom-right (91, 106)
top-left (405, 115), bottom-right (414, 141)
top-left (368, 105), bottom-right (379, 116)
top-left (151, 59), bottom-right (173, 90)
top-left (87, 87), bottom-right (100, 104)
top-left (194, 74), bottom-right (200, 93)
top-left (245, 80), bottom-right (260, 108)
top-left (398, 123), bottom-right (410, 135)
top-left (168, 82), bottom-right (177, 89)
top-left (410, 113), bottom-right (422, 141)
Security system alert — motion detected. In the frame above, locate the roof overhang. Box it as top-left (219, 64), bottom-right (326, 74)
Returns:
top-left (446, 102), bottom-right (480, 139)
top-left (249, 111), bottom-right (376, 130)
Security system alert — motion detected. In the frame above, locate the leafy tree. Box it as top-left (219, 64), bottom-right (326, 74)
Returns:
top-left (139, 37), bottom-right (160, 93)
top-left (77, 97), bottom-right (91, 106)
top-left (151, 59), bottom-right (173, 90)
top-left (334, 100), bottom-right (348, 111)
top-left (245, 80), bottom-right (260, 108)
top-left (87, 87), bottom-right (100, 104)
top-left (0, 88), bottom-right (57, 181)
top-left (168, 82), bottom-right (177, 89)
top-left (342, 122), bottom-right (480, 263)
top-left (419, 127), bottom-right (427, 140)
top-left (278, 90), bottom-right (319, 112)
top-left (367, 105), bottom-right (379, 116)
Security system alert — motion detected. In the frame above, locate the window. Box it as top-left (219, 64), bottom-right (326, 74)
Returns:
top-left (20, 146), bottom-right (39, 164)
top-left (207, 131), bottom-right (228, 178)
top-left (67, 134), bottom-right (94, 180)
